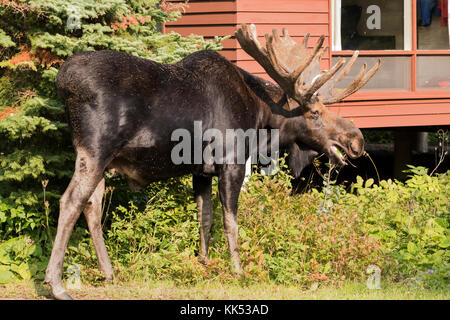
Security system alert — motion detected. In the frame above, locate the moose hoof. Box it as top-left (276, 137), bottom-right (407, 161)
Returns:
top-left (49, 284), bottom-right (73, 300)
top-left (53, 289), bottom-right (74, 300)
top-left (232, 265), bottom-right (243, 277)
top-left (232, 270), bottom-right (243, 277)
top-left (104, 273), bottom-right (115, 283)
top-left (44, 278), bottom-right (73, 300)
top-left (231, 259), bottom-right (244, 276)
top-left (198, 256), bottom-right (209, 266)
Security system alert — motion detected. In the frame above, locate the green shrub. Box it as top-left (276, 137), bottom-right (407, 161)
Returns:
top-left (0, 236), bottom-right (47, 283)
top-left (352, 166), bottom-right (449, 284)
top-left (100, 163), bottom-right (448, 288)
top-left (0, 165), bottom-right (448, 288)
top-left (232, 162), bottom-right (386, 286)
top-left (105, 177), bottom-right (206, 283)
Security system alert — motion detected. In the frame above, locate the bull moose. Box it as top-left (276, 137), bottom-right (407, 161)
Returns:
top-left (45, 24), bottom-right (380, 299)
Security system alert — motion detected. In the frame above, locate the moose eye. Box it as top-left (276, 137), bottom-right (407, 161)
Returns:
top-left (311, 110), bottom-right (320, 119)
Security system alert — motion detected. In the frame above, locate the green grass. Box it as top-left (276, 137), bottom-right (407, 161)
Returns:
top-left (1, 280), bottom-right (448, 300)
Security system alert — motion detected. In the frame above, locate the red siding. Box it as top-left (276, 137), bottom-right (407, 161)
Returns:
top-left (236, 0), bottom-right (329, 13)
top-left (165, 0), bottom-right (331, 66)
top-left (329, 99), bottom-right (450, 128)
top-left (164, 0), bottom-right (450, 128)
top-left (234, 0), bottom-right (331, 73)
top-left (165, 1), bottom-right (238, 61)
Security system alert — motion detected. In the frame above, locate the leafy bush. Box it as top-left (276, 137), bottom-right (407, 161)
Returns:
top-left (97, 163), bottom-right (448, 288)
top-left (238, 168), bottom-right (385, 285)
top-left (0, 236), bottom-right (47, 283)
top-left (352, 166), bottom-right (449, 284)
top-left (105, 177), bottom-right (206, 283)
top-left (361, 129), bottom-right (394, 144)
top-left (0, 164), bottom-right (448, 288)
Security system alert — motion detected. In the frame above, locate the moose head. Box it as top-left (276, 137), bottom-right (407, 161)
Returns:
top-left (236, 24), bottom-right (381, 167)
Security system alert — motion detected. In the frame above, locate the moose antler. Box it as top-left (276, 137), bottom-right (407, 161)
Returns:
top-left (236, 24), bottom-right (381, 109)
top-left (318, 52), bottom-right (381, 105)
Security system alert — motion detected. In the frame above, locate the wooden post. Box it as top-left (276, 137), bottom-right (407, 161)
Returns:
top-left (415, 132), bottom-right (429, 153)
top-left (394, 129), bottom-right (413, 179)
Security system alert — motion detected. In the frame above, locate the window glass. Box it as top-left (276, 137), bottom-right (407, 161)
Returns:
top-left (332, 56), bottom-right (412, 91)
top-left (341, 0), bottom-right (405, 50)
top-left (417, 56), bottom-right (450, 89)
top-left (417, 0), bottom-right (450, 49)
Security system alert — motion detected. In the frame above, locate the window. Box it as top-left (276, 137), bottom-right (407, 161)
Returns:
top-left (332, 56), bottom-right (412, 91)
top-left (337, 0), bottom-right (408, 50)
top-left (417, 55), bottom-right (450, 89)
top-left (417, 0), bottom-right (449, 49)
top-left (332, 0), bottom-right (450, 95)
top-left (333, 0), bottom-right (413, 51)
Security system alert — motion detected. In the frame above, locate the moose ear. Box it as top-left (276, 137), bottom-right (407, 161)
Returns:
top-left (287, 143), bottom-right (318, 178)
top-left (283, 96), bottom-right (302, 111)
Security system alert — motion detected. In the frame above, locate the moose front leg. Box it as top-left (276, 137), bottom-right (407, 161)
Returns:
top-left (218, 165), bottom-right (246, 274)
top-left (193, 175), bottom-right (213, 265)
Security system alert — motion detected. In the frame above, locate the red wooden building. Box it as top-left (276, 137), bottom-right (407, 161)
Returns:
top-left (165, 0), bottom-right (450, 130)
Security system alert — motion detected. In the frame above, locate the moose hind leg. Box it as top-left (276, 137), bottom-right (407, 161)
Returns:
top-left (83, 178), bottom-right (114, 281)
top-left (44, 149), bottom-right (106, 300)
top-left (218, 165), bottom-right (246, 274)
top-left (193, 175), bottom-right (213, 265)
